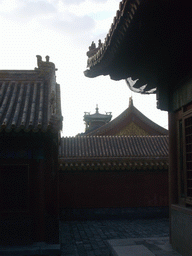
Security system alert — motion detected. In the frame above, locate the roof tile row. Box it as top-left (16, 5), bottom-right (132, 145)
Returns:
top-left (59, 135), bottom-right (168, 158)
top-left (0, 80), bottom-right (61, 133)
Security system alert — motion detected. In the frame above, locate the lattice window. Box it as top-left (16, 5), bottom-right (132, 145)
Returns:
top-left (178, 103), bottom-right (192, 205)
top-left (179, 119), bottom-right (185, 198)
top-left (185, 116), bottom-right (192, 200)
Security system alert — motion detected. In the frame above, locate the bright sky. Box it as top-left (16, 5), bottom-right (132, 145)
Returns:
top-left (0, 0), bottom-right (168, 136)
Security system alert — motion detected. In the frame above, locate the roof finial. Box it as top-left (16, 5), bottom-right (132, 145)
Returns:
top-left (98, 39), bottom-right (102, 48)
top-left (46, 55), bottom-right (50, 62)
top-left (36, 55), bottom-right (42, 68)
top-left (96, 104), bottom-right (99, 113)
top-left (35, 55), bottom-right (58, 72)
top-left (129, 96), bottom-right (133, 107)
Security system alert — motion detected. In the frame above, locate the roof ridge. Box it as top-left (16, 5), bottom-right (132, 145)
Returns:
top-left (63, 135), bottom-right (168, 139)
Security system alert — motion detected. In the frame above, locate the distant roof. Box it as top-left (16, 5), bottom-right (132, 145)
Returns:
top-left (86, 98), bottom-right (168, 136)
top-left (0, 56), bottom-right (62, 133)
top-left (84, 105), bottom-right (112, 122)
top-left (59, 135), bottom-right (168, 171)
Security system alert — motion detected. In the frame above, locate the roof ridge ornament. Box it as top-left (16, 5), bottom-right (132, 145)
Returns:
top-left (129, 96), bottom-right (133, 107)
top-left (36, 55), bottom-right (58, 117)
top-left (36, 55), bottom-right (58, 72)
top-left (87, 40), bottom-right (103, 58)
top-left (96, 104), bottom-right (99, 113)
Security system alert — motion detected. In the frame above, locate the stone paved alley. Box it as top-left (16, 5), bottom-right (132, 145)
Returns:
top-left (60, 217), bottom-right (170, 256)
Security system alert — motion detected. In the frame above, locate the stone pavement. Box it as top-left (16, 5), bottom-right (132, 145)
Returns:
top-left (108, 237), bottom-right (181, 256)
top-left (60, 217), bottom-right (180, 256)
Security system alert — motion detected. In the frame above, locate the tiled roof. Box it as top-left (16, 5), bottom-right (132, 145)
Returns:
top-left (59, 136), bottom-right (168, 171)
top-left (86, 102), bottom-right (168, 136)
top-left (84, 0), bottom-right (142, 78)
top-left (84, 0), bottom-right (192, 97)
top-left (0, 56), bottom-right (62, 133)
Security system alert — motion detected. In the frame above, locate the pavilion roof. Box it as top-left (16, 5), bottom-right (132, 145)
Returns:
top-left (84, 105), bottom-right (112, 122)
top-left (0, 56), bottom-right (62, 133)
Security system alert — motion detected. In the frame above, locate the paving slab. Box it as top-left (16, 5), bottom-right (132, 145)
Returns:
top-left (107, 238), bottom-right (136, 246)
top-left (111, 244), bottom-right (155, 256)
top-left (107, 237), bottom-right (182, 256)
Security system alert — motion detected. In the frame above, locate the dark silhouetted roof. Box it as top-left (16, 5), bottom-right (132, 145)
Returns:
top-left (84, 0), bottom-right (192, 109)
top-left (0, 56), bottom-right (62, 133)
top-left (84, 0), bottom-right (141, 78)
top-left (59, 135), bottom-right (168, 171)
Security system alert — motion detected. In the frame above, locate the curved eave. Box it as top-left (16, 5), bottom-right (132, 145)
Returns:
top-left (84, 0), bottom-right (192, 96)
top-left (0, 123), bottom-right (61, 134)
top-left (84, 116), bottom-right (112, 123)
top-left (84, 0), bottom-right (141, 79)
top-left (59, 158), bottom-right (168, 172)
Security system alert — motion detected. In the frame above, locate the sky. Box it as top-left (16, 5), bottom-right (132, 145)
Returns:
top-left (0, 0), bottom-right (168, 136)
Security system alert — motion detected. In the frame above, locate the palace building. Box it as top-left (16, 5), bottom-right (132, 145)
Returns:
top-left (84, 0), bottom-right (192, 255)
top-left (0, 56), bottom-right (62, 255)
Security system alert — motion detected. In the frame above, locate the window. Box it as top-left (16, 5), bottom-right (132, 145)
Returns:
top-left (185, 115), bottom-right (192, 202)
top-left (178, 103), bottom-right (192, 205)
top-left (179, 119), bottom-right (185, 198)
